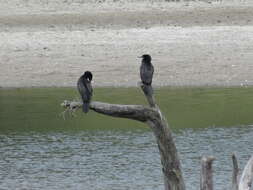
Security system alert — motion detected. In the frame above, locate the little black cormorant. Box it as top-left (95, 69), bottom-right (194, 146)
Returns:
top-left (77, 71), bottom-right (93, 113)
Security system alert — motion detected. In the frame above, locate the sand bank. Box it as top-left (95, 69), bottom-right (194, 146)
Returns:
top-left (1, 1), bottom-right (253, 87)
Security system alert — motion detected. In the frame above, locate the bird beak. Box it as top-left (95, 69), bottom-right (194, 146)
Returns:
top-left (137, 56), bottom-right (142, 58)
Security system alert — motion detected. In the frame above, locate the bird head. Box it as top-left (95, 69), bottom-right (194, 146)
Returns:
top-left (138, 54), bottom-right (152, 63)
top-left (84, 71), bottom-right (93, 82)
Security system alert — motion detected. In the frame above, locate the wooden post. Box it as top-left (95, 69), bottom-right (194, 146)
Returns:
top-left (232, 153), bottom-right (239, 190)
top-left (200, 156), bottom-right (215, 190)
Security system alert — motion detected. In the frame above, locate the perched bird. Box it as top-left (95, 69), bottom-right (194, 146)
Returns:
top-left (139, 54), bottom-right (154, 85)
top-left (77, 71), bottom-right (93, 113)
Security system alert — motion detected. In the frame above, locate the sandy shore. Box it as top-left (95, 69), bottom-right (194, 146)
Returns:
top-left (1, 1), bottom-right (253, 87)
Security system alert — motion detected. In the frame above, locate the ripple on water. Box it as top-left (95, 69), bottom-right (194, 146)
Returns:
top-left (0, 127), bottom-right (253, 190)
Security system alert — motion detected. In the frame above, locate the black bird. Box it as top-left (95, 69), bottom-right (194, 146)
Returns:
top-left (77, 71), bottom-right (93, 113)
top-left (139, 54), bottom-right (154, 85)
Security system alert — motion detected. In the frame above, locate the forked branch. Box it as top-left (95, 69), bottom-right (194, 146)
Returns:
top-left (61, 83), bottom-right (185, 190)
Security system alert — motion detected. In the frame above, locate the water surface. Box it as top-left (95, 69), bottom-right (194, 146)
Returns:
top-left (0, 87), bottom-right (253, 189)
top-left (1, 127), bottom-right (253, 190)
top-left (1, 87), bottom-right (253, 130)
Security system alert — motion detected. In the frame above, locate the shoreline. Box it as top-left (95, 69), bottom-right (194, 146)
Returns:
top-left (1, 84), bottom-right (253, 90)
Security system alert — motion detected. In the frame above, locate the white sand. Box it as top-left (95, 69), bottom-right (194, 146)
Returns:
top-left (1, 1), bottom-right (253, 87)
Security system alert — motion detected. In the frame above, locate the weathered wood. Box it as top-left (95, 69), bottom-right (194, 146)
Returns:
top-left (232, 153), bottom-right (239, 190)
top-left (141, 84), bottom-right (185, 190)
top-left (239, 155), bottom-right (253, 190)
top-left (141, 83), bottom-right (156, 108)
top-left (61, 83), bottom-right (185, 190)
top-left (147, 117), bottom-right (185, 190)
top-left (61, 100), bottom-right (158, 122)
top-left (200, 156), bottom-right (215, 190)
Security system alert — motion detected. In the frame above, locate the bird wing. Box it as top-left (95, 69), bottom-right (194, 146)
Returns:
top-left (77, 77), bottom-right (89, 102)
top-left (85, 81), bottom-right (93, 99)
top-left (140, 63), bottom-right (154, 85)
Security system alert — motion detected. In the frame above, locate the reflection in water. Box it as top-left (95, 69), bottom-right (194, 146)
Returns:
top-left (0, 127), bottom-right (253, 190)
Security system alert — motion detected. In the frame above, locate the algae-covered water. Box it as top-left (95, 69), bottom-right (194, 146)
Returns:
top-left (0, 87), bottom-right (253, 190)
top-left (1, 87), bottom-right (253, 131)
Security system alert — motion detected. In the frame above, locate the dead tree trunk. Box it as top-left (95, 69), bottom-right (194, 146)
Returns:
top-left (61, 83), bottom-right (185, 190)
top-left (239, 155), bottom-right (253, 190)
top-left (232, 153), bottom-right (239, 190)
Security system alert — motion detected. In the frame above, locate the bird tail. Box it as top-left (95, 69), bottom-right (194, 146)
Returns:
top-left (82, 102), bottom-right (89, 113)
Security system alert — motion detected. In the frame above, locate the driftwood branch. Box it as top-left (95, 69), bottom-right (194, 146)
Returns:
top-left (232, 153), bottom-right (239, 190)
top-left (200, 156), bottom-right (215, 190)
top-left (61, 100), bottom-right (158, 122)
top-left (239, 155), bottom-right (253, 190)
top-left (61, 83), bottom-right (185, 190)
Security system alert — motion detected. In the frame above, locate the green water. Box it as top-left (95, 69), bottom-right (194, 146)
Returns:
top-left (1, 87), bottom-right (253, 132)
top-left (1, 87), bottom-right (253, 190)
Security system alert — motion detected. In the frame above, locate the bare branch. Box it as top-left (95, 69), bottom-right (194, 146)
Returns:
top-left (200, 156), bottom-right (215, 190)
top-left (232, 153), bottom-right (239, 190)
top-left (61, 100), bottom-right (82, 110)
top-left (90, 101), bottom-right (158, 122)
top-left (61, 100), bottom-right (159, 122)
top-left (239, 155), bottom-right (253, 190)
top-left (60, 83), bottom-right (186, 190)
top-left (140, 83), bottom-right (156, 108)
